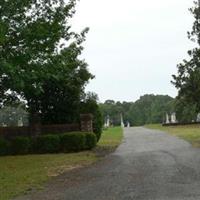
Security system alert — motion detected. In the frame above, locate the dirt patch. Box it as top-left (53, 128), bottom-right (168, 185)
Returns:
top-left (47, 165), bottom-right (82, 177)
top-left (93, 146), bottom-right (117, 157)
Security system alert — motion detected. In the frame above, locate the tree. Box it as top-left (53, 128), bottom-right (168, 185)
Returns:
top-left (174, 97), bottom-right (197, 123)
top-left (100, 94), bottom-right (174, 126)
top-left (100, 100), bottom-right (123, 126)
top-left (0, 0), bottom-right (93, 124)
top-left (172, 1), bottom-right (200, 112)
top-left (39, 45), bottom-right (93, 124)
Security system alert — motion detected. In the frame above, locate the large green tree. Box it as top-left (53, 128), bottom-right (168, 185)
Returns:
top-left (100, 95), bottom-right (174, 126)
top-left (128, 95), bottom-right (173, 126)
top-left (172, 1), bottom-right (200, 112)
top-left (174, 97), bottom-right (197, 123)
top-left (0, 0), bottom-right (93, 124)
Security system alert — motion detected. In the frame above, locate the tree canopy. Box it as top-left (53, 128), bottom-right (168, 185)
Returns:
top-left (100, 94), bottom-right (174, 126)
top-left (172, 1), bottom-right (200, 112)
top-left (0, 0), bottom-right (94, 124)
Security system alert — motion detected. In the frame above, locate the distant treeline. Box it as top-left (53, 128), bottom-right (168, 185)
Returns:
top-left (99, 94), bottom-right (198, 126)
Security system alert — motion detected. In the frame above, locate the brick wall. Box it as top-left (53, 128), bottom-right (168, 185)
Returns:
top-left (0, 114), bottom-right (93, 140)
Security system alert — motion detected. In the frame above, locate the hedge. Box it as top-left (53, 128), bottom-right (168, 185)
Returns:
top-left (0, 132), bottom-right (97, 156)
top-left (33, 135), bottom-right (61, 154)
top-left (61, 132), bottom-right (86, 152)
top-left (0, 137), bottom-right (10, 156)
top-left (84, 132), bottom-right (97, 150)
top-left (11, 137), bottom-right (30, 155)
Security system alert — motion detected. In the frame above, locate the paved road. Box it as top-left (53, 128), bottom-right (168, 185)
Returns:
top-left (16, 127), bottom-right (200, 200)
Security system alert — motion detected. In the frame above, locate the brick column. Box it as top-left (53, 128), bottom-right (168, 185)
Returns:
top-left (29, 113), bottom-right (41, 137)
top-left (80, 114), bottom-right (93, 132)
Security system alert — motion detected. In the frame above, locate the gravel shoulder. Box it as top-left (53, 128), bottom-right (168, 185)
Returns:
top-left (15, 127), bottom-right (200, 200)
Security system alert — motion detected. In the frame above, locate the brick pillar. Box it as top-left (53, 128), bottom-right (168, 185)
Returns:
top-left (80, 114), bottom-right (93, 132)
top-left (29, 113), bottom-right (41, 137)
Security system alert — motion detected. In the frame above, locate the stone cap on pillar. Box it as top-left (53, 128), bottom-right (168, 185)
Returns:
top-left (80, 114), bottom-right (93, 121)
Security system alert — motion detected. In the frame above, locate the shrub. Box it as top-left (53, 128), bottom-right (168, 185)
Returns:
top-left (11, 137), bottom-right (30, 155)
top-left (29, 137), bottom-right (38, 154)
top-left (93, 108), bottom-right (103, 142)
top-left (0, 137), bottom-right (10, 156)
top-left (34, 135), bottom-right (60, 154)
top-left (61, 132), bottom-right (86, 152)
top-left (84, 132), bottom-right (97, 150)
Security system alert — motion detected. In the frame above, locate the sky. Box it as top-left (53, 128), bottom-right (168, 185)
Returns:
top-left (71, 0), bottom-right (195, 103)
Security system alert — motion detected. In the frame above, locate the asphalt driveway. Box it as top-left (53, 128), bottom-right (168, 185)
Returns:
top-left (16, 127), bottom-right (200, 200)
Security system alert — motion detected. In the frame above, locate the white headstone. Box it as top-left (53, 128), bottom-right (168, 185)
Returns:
top-left (171, 112), bottom-right (177, 123)
top-left (197, 113), bottom-right (200, 122)
top-left (166, 113), bottom-right (170, 124)
top-left (120, 114), bottom-right (124, 128)
top-left (104, 118), bottom-right (107, 128)
top-left (18, 117), bottom-right (23, 127)
top-left (2, 123), bottom-right (7, 127)
top-left (106, 115), bottom-right (110, 127)
top-left (127, 122), bottom-right (130, 128)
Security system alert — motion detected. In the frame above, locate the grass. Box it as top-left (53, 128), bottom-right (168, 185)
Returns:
top-left (94, 127), bottom-right (123, 157)
top-left (0, 127), bottom-right (123, 200)
top-left (145, 124), bottom-right (200, 147)
top-left (98, 127), bottom-right (123, 148)
top-left (0, 153), bottom-right (97, 200)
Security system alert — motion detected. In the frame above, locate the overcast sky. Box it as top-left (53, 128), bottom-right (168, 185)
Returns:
top-left (71, 0), bottom-right (195, 103)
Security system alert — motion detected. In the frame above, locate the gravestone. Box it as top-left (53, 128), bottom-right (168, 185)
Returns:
top-left (104, 119), bottom-right (107, 128)
top-left (120, 114), bottom-right (124, 128)
top-left (166, 113), bottom-right (170, 124)
top-left (104, 115), bottom-right (110, 128)
top-left (106, 115), bottom-right (110, 127)
top-left (18, 117), bottom-right (23, 127)
top-left (171, 112), bottom-right (177, 123)
top-left (2, 123), bottom-right (7, 127)
top-left (197, 113), bottom-right (200, 122)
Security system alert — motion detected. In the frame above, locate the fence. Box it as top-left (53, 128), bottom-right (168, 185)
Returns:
top-left (162, 122), bottom-right (200, 127)
top-left (0, 114), bottom-right (93, 140)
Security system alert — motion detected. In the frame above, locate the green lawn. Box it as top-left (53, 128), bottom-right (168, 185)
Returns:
top-left (0, 127), bottom-right (123, 200)
top-left (0, 152), bottom-right (97, 200)
top-left (98, 127), bottom-right (123, 148)
top-left (145, 124), bottom-right (200, 147)
top-left (94, 126), bottom-right (123, 157)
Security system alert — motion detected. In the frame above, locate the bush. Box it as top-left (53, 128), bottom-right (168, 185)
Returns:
top-left (84, 132), bottom-right (97, 150)
top-left (11, 137), bottom-right (30, 155)
top-left (93, 108), bottom-right (103, 142)
top-left (34, 135), bottom-right (60, 154)
top-left (0, 137), bottom-right (10, 156)
top-left (61, 132), bottom-right (86, 152)
top-left (0, 132), bottom-right (98, 156)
